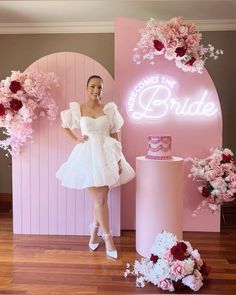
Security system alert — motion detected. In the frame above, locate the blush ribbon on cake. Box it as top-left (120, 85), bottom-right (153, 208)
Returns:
top-left (146, 135), bottom-right (172, 160)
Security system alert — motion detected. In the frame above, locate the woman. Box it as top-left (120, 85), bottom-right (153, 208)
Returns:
top-left (56, 75), bottom-right (135, 259)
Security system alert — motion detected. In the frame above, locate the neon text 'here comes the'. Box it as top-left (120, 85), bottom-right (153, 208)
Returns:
top-left (126, 76), bottom-right (218, 120)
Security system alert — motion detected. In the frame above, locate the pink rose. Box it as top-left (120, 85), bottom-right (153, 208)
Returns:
top-left (205, 170), bottom-right (216, 181)
top-left (182, 275), bottom-right (203, 291)
top-left (191, 249), bottom-right (203, 267)
top-left (158, 279), bottom-right (174, 291)
top-left (170, 261), bottom-right (186, 280)
top-left (163, 250), bottom-right (173, 262)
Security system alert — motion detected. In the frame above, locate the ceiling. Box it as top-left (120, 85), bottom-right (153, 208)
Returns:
top-left (0, 0), bottom-right (235, 33)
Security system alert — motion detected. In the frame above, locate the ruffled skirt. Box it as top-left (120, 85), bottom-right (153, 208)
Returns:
top-left (56, 136), bottom-right (135, 189)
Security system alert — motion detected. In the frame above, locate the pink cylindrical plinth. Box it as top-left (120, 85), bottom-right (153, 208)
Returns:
top-left (136, 156), bottom-right (184, 257)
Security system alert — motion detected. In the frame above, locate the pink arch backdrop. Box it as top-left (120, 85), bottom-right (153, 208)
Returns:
top-left (12, 52), bottom-right (121, 236)
top-left (115, 18), bottom-right (222, 232)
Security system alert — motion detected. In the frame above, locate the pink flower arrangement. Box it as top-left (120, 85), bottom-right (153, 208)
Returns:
top-left (124, 231), bottom-right (211, 292)
top-left (188, 148), bottom-right (236, 215)
top-left (133, 17), bottom-right (223, 73)
top-left (0, 70), bottom-right (59, 156)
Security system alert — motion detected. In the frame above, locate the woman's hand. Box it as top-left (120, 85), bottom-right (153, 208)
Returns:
top-left (118, 160), bottom-right (122, 175)
top-left (76, 135), bottom-right (89, 144)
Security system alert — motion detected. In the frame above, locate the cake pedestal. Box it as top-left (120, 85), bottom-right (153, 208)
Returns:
top-left (136, 156), bottom-right (184, 257)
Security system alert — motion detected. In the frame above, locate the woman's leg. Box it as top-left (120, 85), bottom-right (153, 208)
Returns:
top-left (89, 206), bottom-right (100, 245)
top-left (88, 186), bottom-right (116, 252)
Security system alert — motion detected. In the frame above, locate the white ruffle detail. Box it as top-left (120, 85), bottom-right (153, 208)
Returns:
top-left (103, 102), bottom-right (124, 133)
top-left (60, 102), bottom-right (81, 130)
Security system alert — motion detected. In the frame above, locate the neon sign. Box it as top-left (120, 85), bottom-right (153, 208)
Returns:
top-left (126, 75), bottom-right (218, 120)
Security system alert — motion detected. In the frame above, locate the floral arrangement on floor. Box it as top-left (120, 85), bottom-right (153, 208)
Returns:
top-left (133, 16), bottom-right (223, 73)
top-left (124, 231), bottom-right (211, 292)
top-left (0, 70), bottom-right (59, 156)
top-left (188, 148), bottom-right (236, 215)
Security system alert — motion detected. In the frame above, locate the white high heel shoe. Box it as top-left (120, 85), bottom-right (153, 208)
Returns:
top-left (88, 223), bottom-right (99, 251)
top-left (103, 232), bottom-right (118, 259)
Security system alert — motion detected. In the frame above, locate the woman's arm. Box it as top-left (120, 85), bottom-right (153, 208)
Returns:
top-left (62, 127), bottom-right (88, 143)
top-left (110, 132), bottom-right (120, 142)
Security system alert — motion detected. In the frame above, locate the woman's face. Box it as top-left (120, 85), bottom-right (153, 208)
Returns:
top-left (87, 78), bottom-right (103, 101)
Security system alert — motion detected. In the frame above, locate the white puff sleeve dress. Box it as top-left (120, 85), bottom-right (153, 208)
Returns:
top-left (56, 102), bottom-right (135, 189)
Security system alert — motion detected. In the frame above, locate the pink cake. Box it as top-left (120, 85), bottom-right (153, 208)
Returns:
top-left (146, 135), bottom-right (172, 160)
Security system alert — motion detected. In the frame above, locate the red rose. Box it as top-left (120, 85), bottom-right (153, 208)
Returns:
top-left (170, 242), bottom-right (187, 260)
top-left (0, 103), bottom-right (6, 116)
top-left (222, 153), bottom-right (232, 163)
top-left (185, 57), bottom-right (196, 66)
top-left (10, 98), bottom-right (23, 111)
top-left (153, 40), bottom-right (164, 51)
top-left (150, 254), bottom-right (158, 263)
top-left (9, 80), bottom-right (22, 93)
top-left (175, 47), bottom-right (186, 57)
top-left (200, 262), bottom-right (212, 276)
top-left (202, 186), bottom-right (211, 197)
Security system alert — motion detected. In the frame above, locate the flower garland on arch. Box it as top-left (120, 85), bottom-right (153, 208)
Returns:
top-left (0, 70), bottom-right (59, 156)
top-left (133, 17), bottom-right (223, 73)
top-left (187, 148), bottom-right (236, 215)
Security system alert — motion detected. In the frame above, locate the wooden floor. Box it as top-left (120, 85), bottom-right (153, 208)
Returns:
top-left (0, 213), bottom-right (236, 295)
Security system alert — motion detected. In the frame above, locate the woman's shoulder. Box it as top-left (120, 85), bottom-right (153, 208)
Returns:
top-left (69, 101), bottom-right (80, 110)
top-left (104, 101), bottom-right (118, 112)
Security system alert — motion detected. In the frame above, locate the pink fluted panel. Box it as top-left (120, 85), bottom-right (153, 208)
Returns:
top-left (136, 157), bottom-right (183, 257)
top-left (12, 149), bottom-right (22, 233)
top-left (12, 52), bottom-right (120, 236)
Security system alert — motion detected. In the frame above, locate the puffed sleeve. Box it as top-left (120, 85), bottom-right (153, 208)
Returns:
top-left (60, 102), bottom-right (81, 130)
top-left (103, 102), bottom-right (124, 133)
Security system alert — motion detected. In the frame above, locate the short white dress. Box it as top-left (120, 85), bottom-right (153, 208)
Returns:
top-left (56, 101), bottom-right (135, 189)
